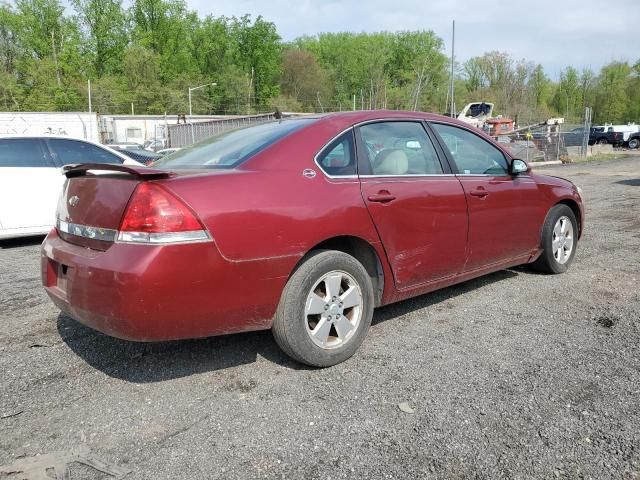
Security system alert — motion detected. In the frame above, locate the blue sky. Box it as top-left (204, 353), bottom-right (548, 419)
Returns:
top-left (189, 0), bottom-right (639, 79)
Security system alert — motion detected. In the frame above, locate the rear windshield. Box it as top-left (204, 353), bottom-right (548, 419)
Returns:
top-left (153, 119), bottom-right (314, 169)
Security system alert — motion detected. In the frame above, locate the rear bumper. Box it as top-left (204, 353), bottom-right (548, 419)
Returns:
top-left (41, 229), bottom-right (287, 341)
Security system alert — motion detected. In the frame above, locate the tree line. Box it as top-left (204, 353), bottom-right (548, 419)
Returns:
top-left (1, 0), bottom-right (638, 125)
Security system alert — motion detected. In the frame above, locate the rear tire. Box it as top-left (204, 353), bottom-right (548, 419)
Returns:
top-left (531, 204), bottom-right (578, 274)
top-left (272, 250), bottom-right (374, 367)
top-left (628, 138), bottom-right (640, 150)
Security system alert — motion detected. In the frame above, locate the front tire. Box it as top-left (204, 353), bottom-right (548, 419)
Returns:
top-left (531, 204), bottom-right (578, 274)
top-left (597, 138), bottom-right (608, 145)
top-left (272, 250), bottom-right (374, 367)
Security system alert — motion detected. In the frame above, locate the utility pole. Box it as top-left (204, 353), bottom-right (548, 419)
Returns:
top-left (88, 79), bottom-right (93, 142)
top-left (189, 83), bottom-right (217, 117)
top-left (450, 20), bottom-right (456, 118)
top-left (51, 30), bottom-right (61, 88)
top-left (316, 91), bottom-right (324, 113)
top-left (370, 80), bottom-right (373, 110)
top-left (353, 94), bottom-right (356, 111)
top-left (384, 83), bottom-right (387, 109)
top-left (88, 79), bottom-right (92, 114)
top-left (247, 68), bottom-right (254, 115)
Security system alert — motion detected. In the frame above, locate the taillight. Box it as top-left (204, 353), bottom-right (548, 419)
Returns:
top-left (118, 183), bottom-right (210, 244)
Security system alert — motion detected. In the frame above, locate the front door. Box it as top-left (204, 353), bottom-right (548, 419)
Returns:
top-left (357, 121), bottom-right (468, 289)
top-left (430, 122), bottom-right (542, 272)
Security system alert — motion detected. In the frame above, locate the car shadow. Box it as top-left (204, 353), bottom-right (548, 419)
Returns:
top-left (372, 269), bottom-right (518, 325)
top-left (0, 235), bottom-right (46, 249)
top-left (58, 268), bottom-right (522, 383)
top-left (615, 179), bottom-right (640, 187)
top-left (56, 313), bottom-right (305, 383)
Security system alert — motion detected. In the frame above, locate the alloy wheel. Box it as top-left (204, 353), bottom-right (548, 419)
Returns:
top-left (552, 216), bottom-right (574, 264)
top-left (304, 270), bottom-right (363, 349)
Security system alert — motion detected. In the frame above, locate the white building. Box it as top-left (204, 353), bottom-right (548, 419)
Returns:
top-left (0, 112), bottom-right (100, 142)
top-left (99, 114), bottom-right (231, 146)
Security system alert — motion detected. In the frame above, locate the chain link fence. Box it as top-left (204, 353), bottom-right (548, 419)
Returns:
top-left (168, 113), bottom-right (289, 148)
top-left (495, 108), bottom-right (594, 162)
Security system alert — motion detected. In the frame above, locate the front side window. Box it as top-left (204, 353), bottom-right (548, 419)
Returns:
top-left (154, 119), bottom-right (315, 169)
top-left (431, 123), bottom-right (509, 176)
top-left (48, 139), bottom-right (123, 165)
top-left (316, 131), bottom-right (356, 176)
top-left (0, 139), bottom-right (51, 167)
top-left (358, 122), bottom-right (443, 176)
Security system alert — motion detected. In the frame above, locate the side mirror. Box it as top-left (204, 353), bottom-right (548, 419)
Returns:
top-left (510, 158), bottom-right (530, 175)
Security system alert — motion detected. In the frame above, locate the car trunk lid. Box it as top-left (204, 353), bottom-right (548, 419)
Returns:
top-left (57, 164), bottom-right (173, 250)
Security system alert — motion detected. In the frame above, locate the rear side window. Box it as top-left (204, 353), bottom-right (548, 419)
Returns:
top-left (153, 119), bottom-right (315, 169)
top-left (316, 131), bottom-right (356, 176)
top-left (0, 139), bottom-right (51, 167)
top-left (48, 139), bottom-right (124, 165)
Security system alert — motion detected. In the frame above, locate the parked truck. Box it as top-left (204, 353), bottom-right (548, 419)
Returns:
top-left (590, 126), bottom-right (624, 146)
top-left (626, 131), bottom-right (640, 149)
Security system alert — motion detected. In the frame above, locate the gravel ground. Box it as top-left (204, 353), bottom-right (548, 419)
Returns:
top-left (1, 157), bottom-right (639, 479)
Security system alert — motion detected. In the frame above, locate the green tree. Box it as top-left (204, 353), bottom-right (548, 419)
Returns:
top-left (528, 64), bottom-right (550, 108)
top-left (0, 5), bottom-right (19, 73)
top-left (230, 15), bottom-right (281, 110)
top-left (131, 0), bottom-right (197, 80)
top-left (595, 61), bottom-right (632, 123)
top-left (71, 0), bottom-right (128, 77)
top-left (625, 59), bottom-right (640, 122)
top-left (389, 31), bottom-right (446, 111)
top-left (280, 48), bottom-right (329, 111)
top-left (553, 67), bottom-right (581, 120)
top-left (464, 57), bottom-right (487, 92)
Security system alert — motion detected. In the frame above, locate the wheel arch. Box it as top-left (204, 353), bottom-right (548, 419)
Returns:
top-left (291, 236), bottom-right (385, 306)
top-left (556, 199), bottom-right (582, 237)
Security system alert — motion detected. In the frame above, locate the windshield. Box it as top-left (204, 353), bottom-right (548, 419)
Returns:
top-left (153, 119), bottom-right (315, 169)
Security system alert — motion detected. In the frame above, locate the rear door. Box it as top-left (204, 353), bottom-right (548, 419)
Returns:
top-left (356, 121), bottom-right (468, 289)
top-left (430, 122), bottom-right (541, 272)
top-left (0, 138), bottom-right (60, 231)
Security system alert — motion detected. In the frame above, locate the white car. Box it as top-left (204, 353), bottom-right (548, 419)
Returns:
top-left (0, 136), bottom-right (143, 240)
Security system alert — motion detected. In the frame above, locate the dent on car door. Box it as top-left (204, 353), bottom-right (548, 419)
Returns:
top-left (430, 122), bottom-right (541, 272)
top-left (0, 138), bottom-right (59, 230)
top-left (356, 121), bottom-right (468, 289)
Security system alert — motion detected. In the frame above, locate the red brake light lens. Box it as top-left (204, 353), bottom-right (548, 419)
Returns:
top-left (120, 183), bottom-right (204, 233)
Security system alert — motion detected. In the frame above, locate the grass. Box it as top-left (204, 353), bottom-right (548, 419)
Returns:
top-left (564, 152), bottom-right (635, 163)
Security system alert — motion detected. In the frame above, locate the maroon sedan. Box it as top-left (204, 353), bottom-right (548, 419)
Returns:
top-left (42, 111), bottom-right (584, 367)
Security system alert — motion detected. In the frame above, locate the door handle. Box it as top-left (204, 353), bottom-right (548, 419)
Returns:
top-left (469, 188), bottom-right (489, 198)
top-left (367, 192), bottom-right (396, 203)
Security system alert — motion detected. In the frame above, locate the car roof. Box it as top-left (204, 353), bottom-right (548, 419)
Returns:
top-left (0, 134), bottom-right (130, 161)
top-left (0, 134), bottom-right (94, 140)
top-left (307, 109), bottom-right (477, 131)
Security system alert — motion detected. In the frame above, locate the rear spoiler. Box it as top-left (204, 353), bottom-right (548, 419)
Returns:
top-left (63, 163), bottom-right (174, 179)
